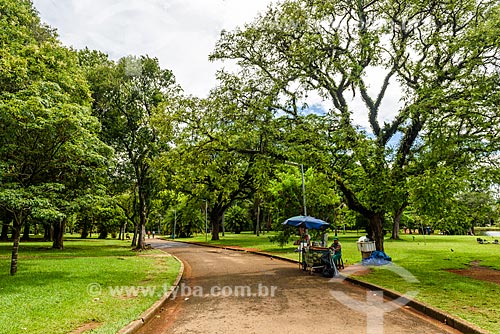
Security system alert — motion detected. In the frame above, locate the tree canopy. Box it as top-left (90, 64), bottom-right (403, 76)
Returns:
top-left (211, 0), bottom-right (500, 250)
top-left (1, 0), bottom-right (499, 277)
top-left (0, 0), bottom-right (112, 274)
top-left (82, 53), bottom-right (179, 249)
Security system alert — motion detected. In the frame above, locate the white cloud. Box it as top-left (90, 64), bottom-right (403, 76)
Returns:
top-left (32, 0), bottom-right (273, 97)
top-left (32, 0), bottom-right (400, 130)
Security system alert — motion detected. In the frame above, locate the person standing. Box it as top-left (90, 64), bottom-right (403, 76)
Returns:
top-left (294, 226), bottom-right (311, 246)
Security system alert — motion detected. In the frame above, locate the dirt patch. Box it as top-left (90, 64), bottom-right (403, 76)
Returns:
top-left (447, 261), bottom-right (500, 286)
top-left (70, 321), bottom-right (101, 334)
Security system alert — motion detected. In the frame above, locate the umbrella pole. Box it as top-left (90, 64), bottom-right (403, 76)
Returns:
top-left (285, 161), bottom-right (307, 216)
top-left (300, 163), bottom-right (307, 216)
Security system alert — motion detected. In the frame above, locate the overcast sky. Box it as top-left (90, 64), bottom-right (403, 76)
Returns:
top-left (32, 0), bottom-right (274, 97)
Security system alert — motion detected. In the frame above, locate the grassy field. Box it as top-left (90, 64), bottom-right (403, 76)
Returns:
top-left (0, 237), bottom-right (181, 334)
top-left (175, 231), bottom-right (500, 333)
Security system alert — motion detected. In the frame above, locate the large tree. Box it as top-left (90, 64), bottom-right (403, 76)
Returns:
top-left (155, 71), bottom-right (284, 240)
top-left (211, 0), bottom-right (500, 250)
top-left (0, 0), bottom-right (111, 274)
top-left (84, 54), bottom-right (178, 249)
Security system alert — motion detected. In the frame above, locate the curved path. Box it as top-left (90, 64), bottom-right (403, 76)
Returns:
top-left (138, 239), bottom-right (461, 334)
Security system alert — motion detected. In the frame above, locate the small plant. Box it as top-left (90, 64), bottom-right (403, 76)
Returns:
top-left (268, 229), bottom-right (292, 248)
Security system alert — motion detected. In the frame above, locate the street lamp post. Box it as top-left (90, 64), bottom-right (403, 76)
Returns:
top-left (204, 200), bottom-right (208, 242)
top-left (286, 161), bottom-right (307, 216)
top-left (158, 215), bottom-right (161, 236)
top-left (172, 209), bottom-right (177, 240)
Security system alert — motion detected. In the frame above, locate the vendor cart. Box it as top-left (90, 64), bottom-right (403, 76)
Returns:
top-left (301, 246), bottom-right (338, 277)
top-left (282, 215), bottom-right (337, 277)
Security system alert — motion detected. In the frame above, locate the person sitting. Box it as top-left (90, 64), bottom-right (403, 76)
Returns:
top-left (329, 237), bottom-right (342, 264)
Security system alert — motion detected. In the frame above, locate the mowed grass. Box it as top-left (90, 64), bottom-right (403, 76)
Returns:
top-left (176, 231), bottom-right (500, 333)
top-left (365, 234), bottom-right (500, 333)
top-left (0, 237), bottom-right (181, 334)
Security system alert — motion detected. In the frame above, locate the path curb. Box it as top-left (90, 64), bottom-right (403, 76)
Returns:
top-left (118, 253), bottom-right (184, 334)
top-left (171, 239), bottom-right (490, 334)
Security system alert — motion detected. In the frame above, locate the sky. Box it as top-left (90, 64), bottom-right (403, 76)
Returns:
top-left (32, 0), bottom-right (274, 98)
top-left (31, 0), bottom-right (403, 131)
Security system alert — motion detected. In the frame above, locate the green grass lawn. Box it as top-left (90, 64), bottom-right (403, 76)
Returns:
top-left (175, 231), bottom-right (500, 333)
top-left (0, 237), bottom-right (181, 334)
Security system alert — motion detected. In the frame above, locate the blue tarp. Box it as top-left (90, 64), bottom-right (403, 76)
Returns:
top-left (362, 250), bottom-right (392, 266)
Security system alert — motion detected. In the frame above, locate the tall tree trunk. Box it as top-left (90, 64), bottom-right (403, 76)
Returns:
top-left (211, 209), bottom-right (221, 241)
top-left (392, 201), bottom-right (408, 240)
top-left (21, 221), bottom-right (30, 241)
top-left (52, 218), bottom-right (66, 250)
top-left (253, 198), bottom-right (261, 235)
top-left (138, 224), bottom-right (146, 247)
top-left (44, 223), bottom-right (53, 241)
top-left (392, 208), bottom-right (403, 240)
top-left (337, 178), bottom-right (386, 251)
top-left (135, 219), bottom-right (145, 249)
top-left (10, 218), bottom-right (21, 275)
top-left (81, 222), bottom-right (89, 239)
top-left (98, 230), bottom-right (108, 239)
top-left (131, 223), bottom-right (138, 247)
top-left (135, 187), bottom-right (148, 250)
top-left (122, 221), bottom-right (127, 240)
top-left (256, 204), bottom-right (260, 237)
top-left (211, 218), bottom-right (220, 240)
top-left (221, 211), bottom-right (225, 237)
top-left (369, 213), bottom-right (385, 252)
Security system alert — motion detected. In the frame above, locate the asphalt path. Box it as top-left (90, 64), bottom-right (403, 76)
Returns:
top-left (137, 239), bottom-right (461, 334)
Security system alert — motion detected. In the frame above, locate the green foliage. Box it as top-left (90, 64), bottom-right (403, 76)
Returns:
top-left (0, 0), bottom-right (110, 193)
top-left (0, 0), bottom-right (113, 272)
top-left (264, 167), bottom-right (341, 224)
top-left (268, 230), bottom-right (293, 248)
top-left (83, 52), bottom-right (178, 248)
top-left (211, 0), bottom-right (500, 249)
top-left (409, 166), bottom-right (500, 234)
top-left (224, 204), bottom-right (252, 233)
top-left (155, 73), bottom-right (283, 239)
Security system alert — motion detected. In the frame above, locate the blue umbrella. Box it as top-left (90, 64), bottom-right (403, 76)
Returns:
top-left (282, 215), bottom-right (330, 231)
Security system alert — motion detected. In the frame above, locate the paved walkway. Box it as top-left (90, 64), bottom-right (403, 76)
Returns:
top-left (137, 239), bottom-right (461, 334)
